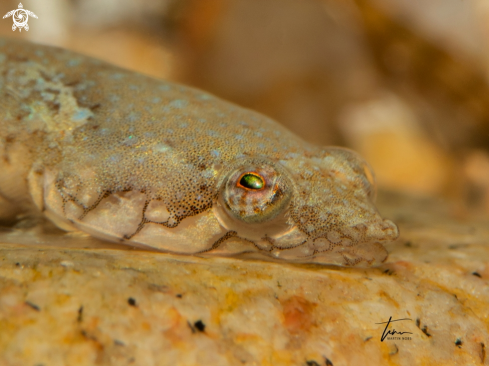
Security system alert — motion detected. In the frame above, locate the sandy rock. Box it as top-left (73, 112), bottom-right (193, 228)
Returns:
top-left (0, 193), bottom-right (488, 366)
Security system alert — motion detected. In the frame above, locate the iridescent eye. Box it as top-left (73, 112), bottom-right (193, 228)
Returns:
top-left (237, 173), bottom-right (265, 190)
top-left (218, 160), bottom-right (293, 224)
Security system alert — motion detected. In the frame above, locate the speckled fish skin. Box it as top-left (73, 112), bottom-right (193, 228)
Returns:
top-left (0, 38), bottom-right (398, 266)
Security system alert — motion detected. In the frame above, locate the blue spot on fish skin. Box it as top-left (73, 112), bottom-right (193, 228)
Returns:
top-left (168, 99), bottom-right (189, 109)
top-left (235, 135), bottom-right (243, 140)
top-left (122, 135), bottom-right (138, 146)
top-left (0, 54), bottom-right (6, 63)
top-left (100, 128), bottom-right (110, 136)
top-left (211, 150), bottom-right (220, 158)
top-left (323, 156), bottom-right (336, 165)
top-left (152, 97), bottom-right (161, 104)
top-left (303, 170), bottom-right (313, 179)
top-left (154, 143), bottom-right (171, 153)
top-left (179, 122), bottom-right (188, 128)
top-left (72, 109), bottom-right (93, 122)
top-left (198, 93), bottom-right (213, 100)
top-left (129, 85), bottom-right (139, 91)
top-left (286, 152), bottom-right (300, 159)
top-left (255, 132), bottom-right (263, 138)
top-left (159, 84), bottom-right (171, 91)
top-left (108, 154), bottom-right (121, 163)
top-left (110, 73), bottom-right (125, 80)
top-left (127, 112), bottom-right (140, 123)
top-left (109, 95), bottom-right (120, 103)
top-left (67, 59), bottom-right (81, 67)
top-left (41, 92), bottom-right (55, 102)
top-left (335, 186), bottom-right (345, 194)
top-left (207, 130), bottom-right (219, 137)
top-left (34, 50), bottom-right (44, 57)
top-left (36, 78), bottom-right (45, 86)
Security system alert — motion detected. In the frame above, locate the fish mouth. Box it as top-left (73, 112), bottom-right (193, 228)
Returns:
top-left (275, 217), bottom-right (399, 249)
top-left (265, 218), bottom-right (399, 266)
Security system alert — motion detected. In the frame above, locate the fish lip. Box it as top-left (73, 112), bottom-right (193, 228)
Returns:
top-left (376, 218), bottom-right (400, 241)
top-left (304, 218), bottom-right (399, 248)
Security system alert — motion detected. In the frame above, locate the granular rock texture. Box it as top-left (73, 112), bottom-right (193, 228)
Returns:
top-left (0, 194), bottom-right (488, 366)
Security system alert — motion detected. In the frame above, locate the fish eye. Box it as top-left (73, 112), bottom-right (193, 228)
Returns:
top-left (237, 172), bottom-right (265, 191)
top-left (218, 161), bottom-right (292, 224)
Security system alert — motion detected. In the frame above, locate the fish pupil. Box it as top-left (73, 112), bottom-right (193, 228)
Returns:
top-left (239, 173), bottom-right (265, 190)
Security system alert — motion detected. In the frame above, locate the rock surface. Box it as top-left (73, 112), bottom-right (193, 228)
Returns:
top-left (0, 193), bottom-right (488, 366)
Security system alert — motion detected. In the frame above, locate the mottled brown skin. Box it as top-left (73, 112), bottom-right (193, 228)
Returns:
top-left (0, 38), bottom-right (398, 266)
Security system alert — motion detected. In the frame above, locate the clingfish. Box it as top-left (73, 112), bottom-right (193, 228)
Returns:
top-left (0, 38), bottom-right (398, 266)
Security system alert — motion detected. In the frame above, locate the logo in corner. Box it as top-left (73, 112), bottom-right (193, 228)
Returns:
top-left (3, 3), bottom-right (38, 32)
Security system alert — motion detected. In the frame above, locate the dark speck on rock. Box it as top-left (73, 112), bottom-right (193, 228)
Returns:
top-left (389, 344), bottom-right (399, 355)
top-left (77, 306), bottom-right (83, 322)
top-left (128, 297), bottom-right (137, 306)
top-left (306, 361), bottom-right (320, 366)
top-left (194, 320), bottom-right (205, 332)
top-left (421, 325), bottom-right (431, 337)
top-left (448, 243), bottom-right (466, 250)
top-left (25, 301), bottom-right (40, 311)
top-left (472, 272), bottom-right (482, 278)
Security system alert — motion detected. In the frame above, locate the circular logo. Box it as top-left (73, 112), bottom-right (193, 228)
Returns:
top-left (12, 9), bottom-right (28, 28)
